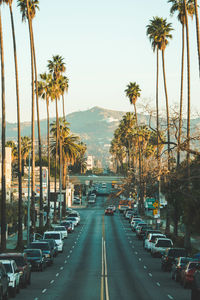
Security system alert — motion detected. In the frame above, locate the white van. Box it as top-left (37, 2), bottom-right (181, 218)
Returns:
top-left (43, 231), bottom-right (63, 253)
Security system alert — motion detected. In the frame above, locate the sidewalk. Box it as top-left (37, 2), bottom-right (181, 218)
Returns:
top-left (6, 230), bottom-right (27, 250)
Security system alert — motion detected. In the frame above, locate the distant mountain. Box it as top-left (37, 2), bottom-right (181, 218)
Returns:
top-left (2, 106), bottom-right (200, 166)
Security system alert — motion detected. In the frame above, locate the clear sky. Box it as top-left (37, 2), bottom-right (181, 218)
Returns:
top-left (1, 0), bottom-right (200, 123)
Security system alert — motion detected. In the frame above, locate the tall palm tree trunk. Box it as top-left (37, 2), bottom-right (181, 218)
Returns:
top-left (177, 24), bottom-right (185, 166)
top-left (162, 49), bottom-right (171, 234)
top-left (46, 97), bottom-right (50, 226)
top-left (53, 101), bottom-right (58, 223)
top-left (31, 22), bottom-right (43, 229)
top-left (26, 0), bottom-right (35, 229)
top-left (62, 94), bottom-right (65, 120)
top-left (156, 46), bottom-right (160, 165)
top-left (194, 0), bottom-right (200, 76)
top-left (0, 11), bottom-right (6, 251)
top-left (8, 3), bottom-right (23, 248)
top-left (184, 0), bottom-right (191, 251)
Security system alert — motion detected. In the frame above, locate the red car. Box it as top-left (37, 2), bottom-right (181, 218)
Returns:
top-left (181, 261), bottom-right (200, 288)
top-left (105, 208), bottom-right (114, 216)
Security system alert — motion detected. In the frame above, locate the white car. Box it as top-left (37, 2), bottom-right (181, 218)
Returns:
top-left (43, 231), bottom-right (64, 252)
top-left (151, 238), bottom-right (173, 257)
top-left (68, 212), bottom-right (80, 223)
top-left (54, 226), bottom-right (68, 239)
top-left (145, 233), bottom-right (166, 251)
top-left (66, 216), bottom-right (79, 226)
top-left (0, 259), bottom-right (20, 297)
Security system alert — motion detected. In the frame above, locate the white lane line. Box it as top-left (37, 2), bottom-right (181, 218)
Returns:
top-left (135, 251), bottom-right (138, 255)
top-left (139, 258), bottom-right (142, 261)
top-left (168, 295), bottom-right (174, 300)
top-left (56, 273), bottom-right (59, 277)
top-left (64, 260), bottom-right (67, 263)
top-left (60, 267), bottom-right (64, 270)
top-left (70, 250), bottom-right (73, 253)
top-left (74, 241), bottom-right (77, 244)
top-left (72, 246), bottom-right (75, 248)
top-left (104, 240), bottom-right (110, 300)
top-left (42, 289), bottom-right (47, 293)
top-left (132, 245), bottom-right (135, 248)
top-left (156, 282), bottom-right (160, 287)
top-left (129, 241), bottom-right (132, 243)
top-left (148, 273), bottom-right (152, 277)
top-left (50, 280), bottom-right (54, 284)
top-left (144, 266), bottom-right (147, 269)
top-left (67, 255), bottom-right (70, 258)
top-left (34, 298), bottom-right (39, 300)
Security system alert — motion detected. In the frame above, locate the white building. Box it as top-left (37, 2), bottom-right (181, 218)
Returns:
top-left (86, 155), bottom-right (94, 170)
top-left (0, 147), bottom-right (12, 190)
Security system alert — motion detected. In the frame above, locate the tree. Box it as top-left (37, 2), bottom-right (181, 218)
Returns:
top-left (17, 0), bottom-right (40, 229)
top-left (124, 82), bottom-right (141, 124)
top-left (0, 2), bottom-right (6, 250)
top-left (5, 141), bottom-right (17, 163)
top-left (21, 136), bottom-right (31, 176)
top-left (168, 0), bottom-right (195, 165)
top-left (58, 75), bottom-right (69, 120)
top-left (38, 72), bottom-right (52, 226)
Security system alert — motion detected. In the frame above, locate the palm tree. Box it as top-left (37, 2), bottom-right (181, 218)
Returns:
top-left (47, 55), bottom-right (66, 219)
top-left (17, 0), bottom-right (39, 229)
top-left (168, 0), bottom-right (195, 166)
top-left (194, 0), bottom-right (200, 75)
top-left (5, 141), bottom-right (17, 163)
top-left (124, 82), bottom-right (141, 124)
top-left (3, 0), bottom-right (23, 248)
top-left (38, 72), bottom-right (52, 226)
top-left (59, 75), bottom-right (69, 120)
top-left (0, 3), bottom-right (6, 251)
top-left (21, 136), bottom-right (31, 175)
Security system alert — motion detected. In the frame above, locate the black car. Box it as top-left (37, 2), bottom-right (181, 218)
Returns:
top-left (191, 268), bottom-right (200, 300)
top-left (0, 262), bottom-right (9, 299)
top-left (29, 242), bottom-right (53, 266)
top-left (24, 249), bottom-right (46, 272)
top-left (161, 248), bottom-right (188, 271)
top-left (171, 257), bottom-right (192, 282)
top-left (41, 239), bottom-right (58, 257)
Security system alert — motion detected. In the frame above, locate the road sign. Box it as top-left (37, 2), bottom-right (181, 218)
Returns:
top-left (153, 202), bottom-right (159, 208)
top-left (153, 209), bottom-right (158, 215)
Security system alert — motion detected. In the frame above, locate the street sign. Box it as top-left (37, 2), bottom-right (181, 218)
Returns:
top-left (153, 202), bottom-right (159, 208)
top-left (153, 209), bottom-right (158, 215)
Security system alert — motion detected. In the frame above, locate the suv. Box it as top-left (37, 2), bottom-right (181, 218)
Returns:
top-left (43, 231), bottom-right (63, 253)
top-left (0, 253), bottom-right (31, 288)
top-left (0, 262), bottom-right (9, 299)
top-left (24, 249), bottom-right (46, 272)
top-left (171, 257), bottom-right (192, 282)
top-left (29, 242), bottom-right (53, 265)
top-left (151, 238), bottom-right (173, 257)
top-left (161, 248), bottom-right (188, 271)
top-left (0, 259), bottom-right (20, 297)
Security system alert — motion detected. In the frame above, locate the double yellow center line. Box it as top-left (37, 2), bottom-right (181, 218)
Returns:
top-left (101, 215), bottom-right (110, 300)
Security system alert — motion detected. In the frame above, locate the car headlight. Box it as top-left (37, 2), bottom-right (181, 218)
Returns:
top-left (19, 271), bottom-right (23, 276)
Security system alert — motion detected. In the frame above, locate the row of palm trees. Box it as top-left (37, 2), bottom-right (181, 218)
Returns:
top-left (111, 0), bottom-right (200, 250)
top-left (0, 0), bottom-right (86, 251)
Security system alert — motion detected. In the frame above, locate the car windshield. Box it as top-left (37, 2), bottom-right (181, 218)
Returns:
top-left (157, 240), bottom-right (172, 247)
top-left (152, 235), bottom-right (164, 242)
top-left (180, 257), bottom-right (191, 265)
top-left (0, 256), bottom-right (24, 267)
top-left (30, 243), bottom-right (49, 250)
top-left (44, 233), bottom-right (60, 239)
top-left (25, 250), bottom-right (41, 257)
top-left (55, 227), bottom-right (65, 231)
top-left (69, 214), bottom-right (78, 217)
top-left (3, 264), bottom-right (12, 273)
top-left (67, 217), bottom-right (76, 221)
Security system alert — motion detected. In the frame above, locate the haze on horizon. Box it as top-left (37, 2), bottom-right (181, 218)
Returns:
top-left (2, 0), bottom-right (200, 123)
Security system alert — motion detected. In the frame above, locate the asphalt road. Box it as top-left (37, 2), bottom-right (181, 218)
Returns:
top-left (15, 195), bottom-right (191, 300)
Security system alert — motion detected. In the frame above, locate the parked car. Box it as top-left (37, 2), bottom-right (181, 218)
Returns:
top-left (0, 262), bottom-right (9, 300)
top-left (131, 220), bottom-right (144, 231)
top-left (147, 234), bottom-right (166, 252)
top-left (29, 242), bottom-right (54, 265)
top-left (137, 226), bottom-right (152, 240)
top-left (105, 208), bottom-right (114, 216)
top-left (43, 231), bottom-right (64, 253)
top-left (60, 221), bottom-right (74, 233)
top-left (143, 230), bottom-right (162, 248)
top-left (0, 253), bottom-right (31, 288)
top-left (41, 239), bottom-right (58, 257)
top-left (191, 267), bottom-right (200, 300)
top-left (66, 217), bottom-right (79, 227)
top-left (73, 198), bottom-right (81, 205)
top-left (24, 249), bottom-right (46, 272)
top-left (181, 261), bottom-right (200, 288)
top-left (151, 238), bottom-right (173, 257)
top-left (54, 226), bottom-right (68, 239)
top-left (161, 248), bottom-right (188, 272)
top-left (108, 205), bottom-right (116, 212)
top-left (171, 257), bottom-right (192, 282)
top-left (0, 259), bottom-right (20, 297)
top-left (68, 212), bottom-right (80, 223)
